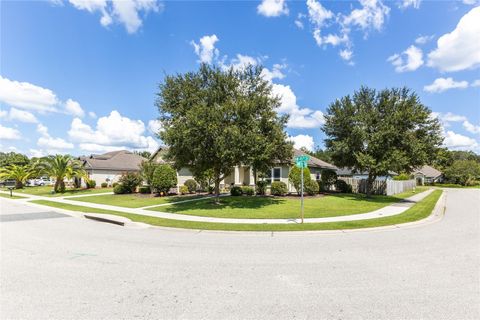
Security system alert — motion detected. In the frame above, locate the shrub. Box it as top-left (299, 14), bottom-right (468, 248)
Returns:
top-left (86, 179), bottom-right (96, 189)
top-left (112, 182), bottom-right (118, 188)
top-left (113, 184), bottom-right (126, 194)
top-left (271, 181), bottom-right (287, 196)
top-left (101, 182), bottom-right (108, 188)
top-left (184, 179), bottom-right (198, 193)
top-left (335, 180), bottom-right (352, 193)
top-left (179, 185), bottom-right (189, 195)
top-left (230, 186), bottom-right (243, 196)
top-left (207, 186), bottom-right (214, 194)
top-left (255, 180), bottom-right (268, 195)
top-left (304, 179), bottom-right (319, 195)
top-left (393, 173), bottom-right (411, 181)
top-left (288, 166), bottom-right (312, 195)
top-left (321, 169), bottom-right (337, 191)
top-left (118, 172), bottom-right (142, 193)
top-left (241, 186), bottom-right (254, 196)
top-left (151, 164), bottom-right (178, 195)
top-left (138, 186), bottom-right (151, 194)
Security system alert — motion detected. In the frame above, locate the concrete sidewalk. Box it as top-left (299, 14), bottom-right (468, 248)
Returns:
top-left (0, 189), bottom-right (434, 224)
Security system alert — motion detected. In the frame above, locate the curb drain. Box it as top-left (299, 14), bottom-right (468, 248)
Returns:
top-left (84, 214), bottom-right (125, 226)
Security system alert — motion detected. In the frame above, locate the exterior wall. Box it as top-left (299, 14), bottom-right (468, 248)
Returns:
top-left (86, 169), bottom-right (137, 187)
top-left (177, 167), bottom-right (194, 186)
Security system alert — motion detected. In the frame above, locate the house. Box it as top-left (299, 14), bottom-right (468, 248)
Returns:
top-left (412, 165), bottom-right (443, 185)
top-left (151, 146), bottom-right (337, 193)
top-left (336, 168), bottom-right (397, 180)
top-left (79, 150), bottom-right (146, 187)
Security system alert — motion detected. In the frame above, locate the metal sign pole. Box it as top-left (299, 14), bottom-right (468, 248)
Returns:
top-left (301, 165), bottom-right (304, 224)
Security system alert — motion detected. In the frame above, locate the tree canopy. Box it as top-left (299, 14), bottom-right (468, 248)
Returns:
top-left (323, 86), bottom-right (443, 195)
top-left (0, 152), bottom-right (29, 167)
top-left (155, 63), bottom-right (292, 201)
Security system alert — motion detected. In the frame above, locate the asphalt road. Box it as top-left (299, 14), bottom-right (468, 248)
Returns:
top-left (1, 188), bottom-right (479, 320)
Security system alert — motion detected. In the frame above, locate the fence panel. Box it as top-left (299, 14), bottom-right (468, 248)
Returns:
top-left (339, 178), bottom-right (416, 196)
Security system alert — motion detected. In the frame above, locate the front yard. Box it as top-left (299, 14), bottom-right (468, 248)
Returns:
top-left (4, 186), bottom-right (113, 197)
top-left (146, 187), bottom-right (430, 219)
top-left (67, 193), bottom-right (208, 208)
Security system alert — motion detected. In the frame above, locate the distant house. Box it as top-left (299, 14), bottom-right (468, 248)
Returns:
top-left (412, 165), bottom-right (443, 185)
top-left (336, 168), bottom-right (397, 181)
top-left (151, 146), bottom-right (337, 192)
top-left (79, 150), bottom-right (146, 187)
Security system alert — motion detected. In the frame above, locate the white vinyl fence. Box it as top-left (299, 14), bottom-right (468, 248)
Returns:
top-left (339, 178), bottom-right (416, 196)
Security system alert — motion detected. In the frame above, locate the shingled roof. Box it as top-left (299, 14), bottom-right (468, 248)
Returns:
top-left (81, 150), bottom-right (146, 171)
top-left (413, 165), bottom-right (442, 178)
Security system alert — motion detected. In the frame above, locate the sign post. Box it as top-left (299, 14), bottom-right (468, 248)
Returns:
top-left (295, 155), bottom-right (310, 224)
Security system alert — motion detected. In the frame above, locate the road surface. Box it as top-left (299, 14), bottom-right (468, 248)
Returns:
top-left (1, 188), bottom-right (479, 319)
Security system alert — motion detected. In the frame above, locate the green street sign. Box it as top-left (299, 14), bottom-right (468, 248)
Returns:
top-left (295, 155), bottom-right (310, 168)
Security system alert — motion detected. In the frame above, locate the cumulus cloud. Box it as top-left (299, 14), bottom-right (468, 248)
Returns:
top-left (148, 119), bottom-right (163, 134)
top-left (443, 130), bottom-right (478, 150)
top-left (342, 0), bottom-right (390, 32)
top-left (398, 0), bottom-right (421, 9)
top-left (68, 0), bottom-right (161, 34)
top-left (427, 6), bottom-right (480, 72)
top-left (0, 124), bottom-right (21, 140)
top-left (257, 0), bottom-right (289, 17)
top-left (36, 123), bottom-right (74, 150)
top-left (307, 0), bottom-right (333, 27)
top-left (0, 76), bottom-right (58, 113)
top-left (471, 79), bottom-right (480, 87)
top-left (289, 134), bottom-right (315, 151)
top-left (65, 98), bottom-right (85, 117)
top-left (339, 49), bottom-right (354, 63)
top-left (387, 45), bottom-right (423, 72)
top-left (463, 121), bottom-right (480, 135)
top-left (260, 63), bottom-right (287, 82)
top-left (415, 34), bottom-right (434, 45)
top-left (191, 34), bottom-right (220, 64)
top-left (4, 108), bottom-right (39, 123)
top-left (88, 111), bottom-right (97, 118)
top-left (68, 110), bottom-right (159, 153)
top-left (423, 77), bottom-right (468, 93)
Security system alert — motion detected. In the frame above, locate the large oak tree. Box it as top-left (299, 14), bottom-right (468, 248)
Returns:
top-left (155, 64), bottom-right (292, 202)
top-left (323, 87), bottom-right (443, 196)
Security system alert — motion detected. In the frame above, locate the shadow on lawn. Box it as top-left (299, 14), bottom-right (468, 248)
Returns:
top-left (327, 193), bottom-right (415, 204)
top-left (165, 196), bottom-right (286, 213)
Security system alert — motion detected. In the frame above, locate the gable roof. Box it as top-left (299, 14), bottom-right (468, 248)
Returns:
top-left (81, 150), bottom-right (146, 171)
top-left (413, 165), bottom-right (442, 178)
top-left (150, 146), bottom-right (337, 170)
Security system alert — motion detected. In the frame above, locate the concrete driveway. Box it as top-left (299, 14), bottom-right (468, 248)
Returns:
top-left (1, 188), bottom-right (479, 319)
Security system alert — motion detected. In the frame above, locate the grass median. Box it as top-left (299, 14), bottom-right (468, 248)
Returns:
top-left (4, 186), bottom-right (113, 197)
top-left (29, 189), bottom-right (442, 231)
top-left (0, 193), bottom-right (26, 199)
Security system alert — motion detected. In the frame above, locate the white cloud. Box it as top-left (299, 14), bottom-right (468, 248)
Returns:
top-left (261, 63), bottom-right (287, 82)
top-left (423, 77), bottom-right (468, 93)
top-left (36, 123), bottom-right (74, 150)
top-left (443, 130), bottom-right (478, 150)
top-left (295, 19), bottom-right (304, 29)
top-left (226, 54), bottom-right (261, 71)
top-left (0, 124), bottom-right (21, 140)
top-left (88, 111), bottom-right (97, 118)
top-left (191, 34), bottom-right (219, 64)
top-left (313, 31), bottom-right (349, 47)
top-left (271, 83), bottom-right (325, 129)
top-left (65, 98), bottom-right (85, 117)
top-left (463, 121), bottom-right (480, 134)
top-left (148, 119), bottom-right (162, 134)
top-left (471, 79), bottom-right (480, 87)
top-left (462, 0), bottom-right (479, 5)
top-left (427, 6), bottom-right (480, 72)
top-left (415, 34), bottom-right (434, 45)
top-left (387, 45), bottom-right (423, 72)
top-left (307, 0), bottom-right (333, 27)
top-left (68, 110), bottom-right (159, 152)
top-left (0, 76), bottom-right (58, 113)
top-left (342, 0), bottom-right (390, 32)
top-left (257, 0), bottom-right (289, 17)
top-left (6, 108), bottom-right (38, 123)
top-left (339, 49), bottom-right (354, 63)
top-left (68, 0), bottom-right (161, 34)
top-left (398, 0), bottom-right (421, 9)
top-left (289, 134), bottom-right (315, 151)
top-left (440, 112), bottom-right (467, 123)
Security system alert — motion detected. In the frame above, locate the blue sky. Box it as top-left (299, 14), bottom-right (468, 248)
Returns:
top-left (1, 0), bottom-right (479, 157)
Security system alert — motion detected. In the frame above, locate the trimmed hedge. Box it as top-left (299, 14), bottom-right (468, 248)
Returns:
top-left (271, 181), bottom-right (287, 196)
top-left (101, 182), bottom-right (108, 188)
top-left (113, 184), bottom-right (126, 194)
top-left (255, 180), bottom-right (268, 195)
top-left (335, 180), bottom-right (352, 193)
top-left (138, 186), bottom-right (151, 194)
top-left (230, 186), bottom-right (243, 196)
top-left (184, 179), bottom-right (198, 193)
top-left (305, 180), bottom-right (319, 195)
top-left (241, 186), bottom-right (254, 196)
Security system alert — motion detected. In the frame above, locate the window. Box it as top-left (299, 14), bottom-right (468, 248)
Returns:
top-left (273, 168), bottom-right (281, 181)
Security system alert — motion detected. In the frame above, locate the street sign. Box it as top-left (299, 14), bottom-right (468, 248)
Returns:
top-left (295, 155), bottom-right (310, 168)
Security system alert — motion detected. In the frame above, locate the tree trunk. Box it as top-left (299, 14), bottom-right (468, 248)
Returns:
top-left (253, 167), bottom-right (257, 194)
top-left (214, 178), bottom-right (221, 204)
top-left (15, 180), bottom-right (23, 189)
top-left (54, 179), bottom-right (65, 193)
top-left (366, 174), bottom-right (376, 198)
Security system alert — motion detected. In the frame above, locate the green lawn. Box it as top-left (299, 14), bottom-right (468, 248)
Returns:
top-left (67, 193), bottom-right (209, 208)
top-left (0, 192), bottom-right (26, 199)
top-left (431, 183), bottom-right (480, 189)
top-left (147, 187), bottom-right (431, 219)
top-left (4, 186), bottom-right (113, 197)
top-left (29, 190), bottom-right (442, 231)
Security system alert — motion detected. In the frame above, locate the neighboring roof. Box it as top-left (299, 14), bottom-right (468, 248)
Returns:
top-left (291, 149), bottom-right (337, 170)
top-left (150, 146), bottom-right (169, 164)
top-left (336, 167), bottom-right (398, 176)
top-left (413, 165), bottom-right (442, 178)
top-left (81, 150), bottom-right (146, 171)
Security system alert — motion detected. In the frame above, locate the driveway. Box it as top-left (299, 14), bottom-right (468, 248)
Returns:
top-left (1, 188), bottom-right (479, 319)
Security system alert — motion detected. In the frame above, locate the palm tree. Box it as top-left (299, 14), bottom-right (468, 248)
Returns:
top-left (0, 164), bottom-right (34, 189)
top-left (39, 155), bottom-right (85, 193)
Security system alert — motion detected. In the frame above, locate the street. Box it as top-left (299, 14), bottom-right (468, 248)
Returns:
top-left (1, 188), bottom-right (479, 319)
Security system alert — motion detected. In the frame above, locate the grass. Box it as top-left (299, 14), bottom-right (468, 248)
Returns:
top-left (29, 189), bottom-right (442, 231)
top-left (146, 187), bottom-right (431, 219)
top-left (0, 192), bottom-right (26, 199)
top-left (431, 183), bottom-right (480, 189)
top-left (3, 186), bottom-right (113, 197)
top-left (67, 193), bottom-right (208, 208)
